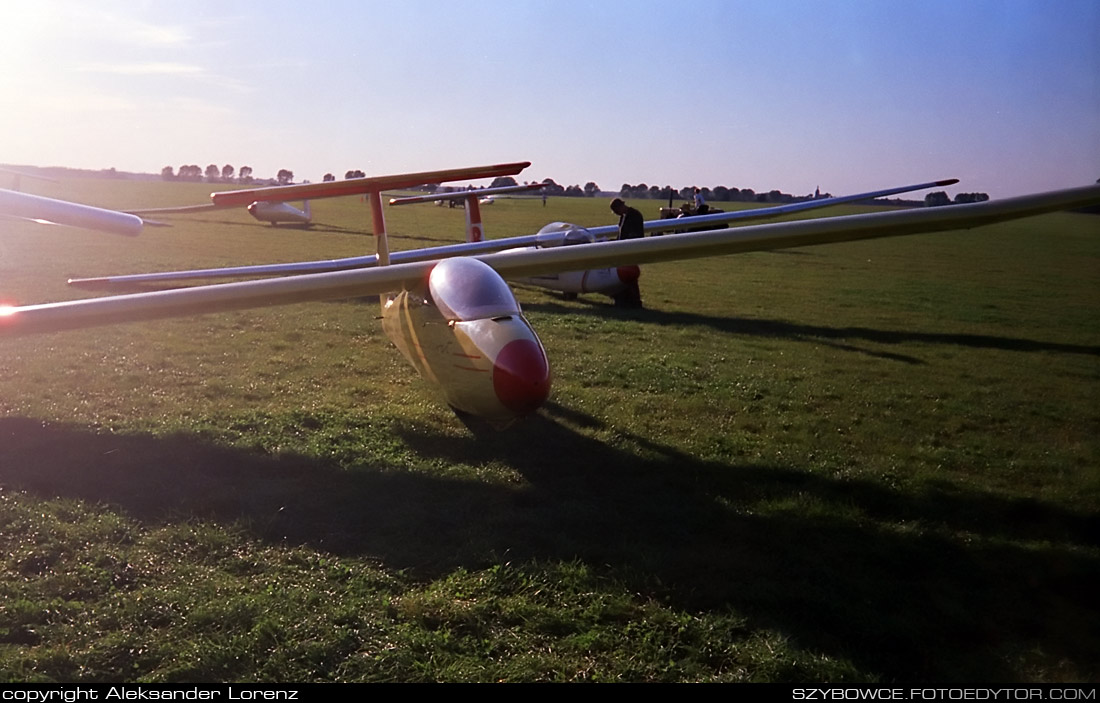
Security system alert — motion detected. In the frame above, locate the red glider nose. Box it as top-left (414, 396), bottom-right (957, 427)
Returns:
top-left (492, 338), bottom-right (551, 416)
top-left (617, 265), bottom-right (641, 284)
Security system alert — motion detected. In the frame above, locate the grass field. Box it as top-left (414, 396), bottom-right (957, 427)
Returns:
top-left (1, 176), bottom-right (1097, 682)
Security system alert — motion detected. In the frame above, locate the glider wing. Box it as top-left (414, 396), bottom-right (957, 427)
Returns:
top-left (5, 183), bottom-right (1098, 336)
top-left (0, 188), bottom-right (143, 236)
top-left (211, 162), bottom-right (531, 207)
top-left (68, 178), bottom-right (957, 286)
top-left (389, 182), bottom-right (544, 206)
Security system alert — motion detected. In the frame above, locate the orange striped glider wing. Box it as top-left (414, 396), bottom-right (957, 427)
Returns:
top-left (211, 162), bottom-right (532, 207)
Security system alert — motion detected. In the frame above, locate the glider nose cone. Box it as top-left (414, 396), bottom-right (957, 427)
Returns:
top-left (493, 338), bottom-right (551, 416)
top-left (617, 265), bottom-right (641, 284)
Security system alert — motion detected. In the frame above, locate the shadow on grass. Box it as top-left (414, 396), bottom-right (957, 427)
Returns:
top-left (149, 215), bottom-right (371, 237)
top-left (523, 298), bottom-right (1100, 359)
top-left (1, 412), bottom-right (1095, 681)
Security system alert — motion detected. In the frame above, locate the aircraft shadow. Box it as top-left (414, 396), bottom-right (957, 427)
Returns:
top-left (521, 298), bottom-right (1100, 360)
top-left (148, 216), bottom-right (368, 236)
top-left (1, 412), bottom-right (1095, 680)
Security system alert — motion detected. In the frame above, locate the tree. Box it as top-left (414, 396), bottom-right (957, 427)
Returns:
top-left (323, 173), bottom-right (335, 182)
top-left (205, 164), bottom-right (220, 182)
top-left (345, 169), bottom-right (365, 179)
top-left (178, 165), bottom-right (202, 181)
top-left (540, 178), bottom-right (565, 196)
top-left (221, 164), bottom-right (234, 182)
top-left (583, 182), bottom-right (600, 197)
top-left (490, 176), bottom-right (518, 188)
top-left (277, 169), bottom-right (294, 185)
top-left (161, 166), bottom-right (175, 181)
top-left (953, 192), bottom-right (989, 204)
top-left (239, 166), bottom-right (253, 184)
top-left (924, 191), bottom-right (951, 207)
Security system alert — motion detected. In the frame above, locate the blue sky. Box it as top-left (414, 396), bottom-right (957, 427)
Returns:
top-left (2, 0), bottom-right (1097, 198)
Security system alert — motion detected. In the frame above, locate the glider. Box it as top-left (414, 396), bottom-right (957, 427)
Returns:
top-left (69, 178), bottom-right (959, 289)
top-left (3, 178), bottom-right (1098, 428)
top-left (390, 182), bottom-right (545, 242)
top-left (127, 162), bottom-right (534, 229)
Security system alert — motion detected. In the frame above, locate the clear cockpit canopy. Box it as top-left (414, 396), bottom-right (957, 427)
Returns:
top-left (535, 222), bottom-right (594, 246)
top-left (428, 257), bottom-right (522, 322)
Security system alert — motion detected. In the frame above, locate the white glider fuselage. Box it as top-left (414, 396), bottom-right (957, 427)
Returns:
top-left (380, 257), bottom-right (550, 426)
top-left (247, 200), bottom-right (311, 226)
top-left (503, 223), bottom-right (639, 297)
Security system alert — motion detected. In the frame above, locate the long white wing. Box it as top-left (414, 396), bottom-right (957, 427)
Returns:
top-left (0, 188), bottom-right (144, 236)
top-left (389, 182), bottom-right (544, 205)
top-left (211, 162), bottom-right (531, 206)
top-left (68, 178), bottom-right (958, 287)
top-left (116, 162), bottom-right (532, 221)
top-left (586, 177), bottom-right (961, 239)
top-left (4, 184), bottom-right (1097, 336)
top-left (484, 184), bottom-right (1100, 277)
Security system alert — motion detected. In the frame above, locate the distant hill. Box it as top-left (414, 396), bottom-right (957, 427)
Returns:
top-left (1, 164), bottom-right (162, 182)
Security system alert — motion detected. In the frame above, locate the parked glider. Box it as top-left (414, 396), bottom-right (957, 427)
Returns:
top-left (128, 162), bottom-right (533, 229)
top-left (128, 198), bottom-right (314, 227)
top-left (4, 179), bottom-right (1098, 428)
top-left (389, 182), bottom-right (544, 242)
top-left (69, 177), bottom-right (958, 290)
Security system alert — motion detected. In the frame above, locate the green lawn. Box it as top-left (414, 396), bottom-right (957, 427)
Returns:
top-left (1, 176), bottom-right (1097, 682)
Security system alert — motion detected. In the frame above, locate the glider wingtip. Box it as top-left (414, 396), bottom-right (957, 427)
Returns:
top-left (67, 276), bottom-right (111, 289)
top-left (937, 178), bottom-right (961, 187)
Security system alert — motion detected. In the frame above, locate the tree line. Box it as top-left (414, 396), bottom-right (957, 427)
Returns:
top-left (161, 165), bottom-right (295, 185)
top-left (163, 164), bottom-right (258, 184)
top-left (924, 191), bottom-right (990, 206)
top-left (161, 166), bottom-right (987, 206)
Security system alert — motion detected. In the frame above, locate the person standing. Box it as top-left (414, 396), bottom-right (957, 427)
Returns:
top-left (609, 198), bottom-right (644, 308)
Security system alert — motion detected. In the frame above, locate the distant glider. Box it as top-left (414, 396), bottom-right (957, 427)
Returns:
top-left (389, 182), bottom-right (544, 242)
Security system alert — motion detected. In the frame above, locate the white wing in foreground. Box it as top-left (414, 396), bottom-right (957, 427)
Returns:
top-left (0, 189), bottom-right (143, 236)
top-left (4, 184), bottom-right (1098, 336)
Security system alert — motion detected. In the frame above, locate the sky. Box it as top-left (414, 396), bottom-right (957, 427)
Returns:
top-left (1, 0), bottom-right (1097, 199)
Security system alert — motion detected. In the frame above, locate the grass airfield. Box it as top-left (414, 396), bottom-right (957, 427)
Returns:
top-left (0, 176), bottom-right (1097, 682)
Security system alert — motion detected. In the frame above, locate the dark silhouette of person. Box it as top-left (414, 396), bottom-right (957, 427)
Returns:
top-left (609, 198), bottom-right (644, 308)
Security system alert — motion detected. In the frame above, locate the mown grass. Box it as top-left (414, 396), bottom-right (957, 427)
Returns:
top-left (1, 176), bottom-right (1097, 682)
